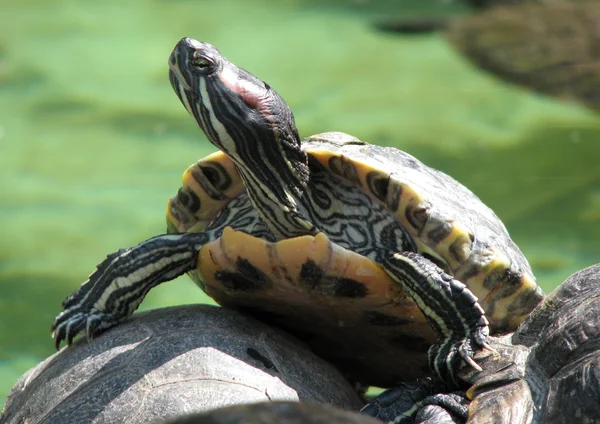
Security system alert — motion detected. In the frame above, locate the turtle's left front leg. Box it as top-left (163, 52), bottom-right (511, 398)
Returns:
top-left (381, 251), bottom-right (490, 387)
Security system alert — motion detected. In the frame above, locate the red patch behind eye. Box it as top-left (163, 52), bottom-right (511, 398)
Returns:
top-left (239, 86), bottom-right (260, 108)
top-left (219, 71), bottom-right (269, 113)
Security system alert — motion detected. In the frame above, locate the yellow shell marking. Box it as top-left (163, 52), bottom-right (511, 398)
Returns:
top-left (308, 150), bottom-right (474, 274)
top-left (167, 152), bottom-right (244, 233)
top-left (199, 227), bottom-right (410, 305)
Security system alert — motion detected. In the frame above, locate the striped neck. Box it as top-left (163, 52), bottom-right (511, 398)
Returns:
top-left (169, 38), bottom-right (317, 239)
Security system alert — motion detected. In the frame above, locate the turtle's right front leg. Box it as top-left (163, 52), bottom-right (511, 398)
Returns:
top-left (51, 232), bottom-right (209, 349)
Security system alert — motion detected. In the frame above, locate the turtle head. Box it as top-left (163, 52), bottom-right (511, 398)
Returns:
top-left (169, 38), bottom-right (314, 238)
top-left (169, 38), bottom-right (302, 163)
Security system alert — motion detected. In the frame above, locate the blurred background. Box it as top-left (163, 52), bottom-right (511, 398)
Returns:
top-left (1, 0), bottom-right (599, 406)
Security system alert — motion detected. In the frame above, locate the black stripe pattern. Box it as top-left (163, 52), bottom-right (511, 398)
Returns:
top-left (168, 38), bottom-right (314, 240)
top-left (52, 196), bottom-right (266, 348)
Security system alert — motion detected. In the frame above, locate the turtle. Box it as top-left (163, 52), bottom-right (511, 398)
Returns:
top-left (375, 1), bottom-right (600, 112)
top-left (160, 401), bottom-right (380, 424)
top-left (445, 1), bottom-right (600, 112)
top-left (0, 305), bottom-right (363, 424)
top-left (51, 37), bottom-right (543, 389)
top-left (363, 263), bottom-right (600, 423)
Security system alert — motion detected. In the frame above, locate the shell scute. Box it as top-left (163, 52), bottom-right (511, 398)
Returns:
top-left (365, 170), bottom-right (391, 203)
top-left (327, 154), bottom-right (361, 185)
top-left (167, 152), bottom-right (244, 233)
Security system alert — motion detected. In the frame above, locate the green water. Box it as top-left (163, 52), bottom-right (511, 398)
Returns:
top-left (1, 0), bottom-right (599, 408)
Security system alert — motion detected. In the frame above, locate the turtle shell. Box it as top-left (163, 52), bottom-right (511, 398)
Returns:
top-left (1, 306), bottom-right (362, 424)
top-left (166, 131), bottom-right (543, 387)
top-left (456, 263), bottom-right (600, 424)
top-left (161, 401), bottom-right (379, 424)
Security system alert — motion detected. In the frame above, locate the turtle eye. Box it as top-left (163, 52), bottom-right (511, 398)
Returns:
top-left (191, 54), bottom-right (214, 73)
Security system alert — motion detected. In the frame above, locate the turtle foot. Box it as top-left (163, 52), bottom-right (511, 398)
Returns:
top-left (50, 250), bottom-right (132, 350)
top-left (51, 300), bottom-right (120, 350)
top-left (428, 318), bottom-right (489, 387)
top-left (428, 272), bottom-right (490, 386)
top-left (361, 378), bottom-right (468, 423)
top-left (51, 233), bottom-right (205, 350)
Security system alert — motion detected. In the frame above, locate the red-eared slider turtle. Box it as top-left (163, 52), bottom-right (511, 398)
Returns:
top-left (51, 38), bottom-right (543, 388)
top-left (364, 263), bottom-right (600, 423)
top-left (161, 401), bottom-right (380, 424)
top-left (1, 306), bottom-right (362, 424)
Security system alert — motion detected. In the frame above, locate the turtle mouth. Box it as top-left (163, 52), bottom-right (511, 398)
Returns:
top-left (169, 67), bottom-right (191, 97)
top-left (168, 56), bottom-right (192, 93)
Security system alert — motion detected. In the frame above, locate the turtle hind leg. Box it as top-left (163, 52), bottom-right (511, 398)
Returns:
top-left (51, 232), bottom-right (209, 350)
top-left (381, 251), bottom-right (490, 387)
top-left (361, 378), bottom-right (469, 424)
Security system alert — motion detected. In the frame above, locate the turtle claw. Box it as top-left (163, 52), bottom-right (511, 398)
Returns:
top-left (51, 250), bottom-right (134, 350)
top-left (51, 310), bottom-right (83, 350)
top-left (65, 321), bottom-right (78, 346)
top-left (86, 315), bottom-right (102, 343)
top-left (481, 341), bottom-right (498, 354)
top-left (52, 307), bottom-right (119, 350)
top-left (429, 322), bottom-right (489, 386)
top-left (460, 346), bottom-right (483, 372)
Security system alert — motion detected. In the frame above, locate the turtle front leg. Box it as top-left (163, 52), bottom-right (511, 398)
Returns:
top-left (381, 252), bottom-right (490, 387)
top-left (51, 232), bottom-right (209, 349)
